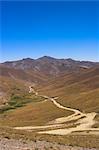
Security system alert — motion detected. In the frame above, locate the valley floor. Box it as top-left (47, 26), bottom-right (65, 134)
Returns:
top-left (15, 87), bottom-right (99, 136)
top-left (0, 87), bottom-right (99, 150)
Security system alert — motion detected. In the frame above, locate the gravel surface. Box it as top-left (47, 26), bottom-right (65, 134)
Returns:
top-left (0, 138), bottom-right (98, 150)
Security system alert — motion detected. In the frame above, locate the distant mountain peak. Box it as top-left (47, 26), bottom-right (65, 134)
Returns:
top-left (37, 56), bottom-right (57, 60)
top-left (22, 58), bottom-right (34, 61)
top-left (66, 58), bottom-right (74, 61)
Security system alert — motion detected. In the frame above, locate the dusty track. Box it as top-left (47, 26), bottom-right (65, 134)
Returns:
top-left (14, 86), bottom-right (99, 135)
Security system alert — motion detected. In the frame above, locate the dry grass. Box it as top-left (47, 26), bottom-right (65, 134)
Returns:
top-left (0, 98), bottom-right (72, 127)
top-left (56, 88), bottom-right (99, 113)
top-left (0, 127), bottom-right (99, 149)
top-left (38, 68), bottom-right (99, 113)
top-left (0, 76), bottom-right (29, 105)
top-left (93, 114), bottom-right (99, 128)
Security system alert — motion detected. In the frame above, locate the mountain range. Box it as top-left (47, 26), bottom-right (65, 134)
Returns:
top-left (1, 56), bottom-right (99, 81)
top-left (0, 56), bottom-right (99, 113)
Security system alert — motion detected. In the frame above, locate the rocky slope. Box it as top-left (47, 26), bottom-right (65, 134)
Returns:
top-left (1, 56), bottom-right (99, 78)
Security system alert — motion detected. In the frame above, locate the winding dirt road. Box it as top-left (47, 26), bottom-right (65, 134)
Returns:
top-left (14, 86), bottom-right (99, 135)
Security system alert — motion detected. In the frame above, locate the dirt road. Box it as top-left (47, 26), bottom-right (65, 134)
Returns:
top-left (14, 86), bottom-right (99, 135)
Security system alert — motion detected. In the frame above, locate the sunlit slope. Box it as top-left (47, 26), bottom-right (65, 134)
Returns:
top-left (39, 67), bottom-right (99, 113)
top-left (0, 99), bottom-right (72, 127)
top-left (0, 76), bottom-right (30, 105)
top-left (0, 64), bottom-right (48, 105)
top-left (0, 64), bottom-right (48, 84)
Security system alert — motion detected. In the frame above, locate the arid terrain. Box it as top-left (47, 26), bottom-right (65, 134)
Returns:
top-left (0, 56), bottom-right (99, 150)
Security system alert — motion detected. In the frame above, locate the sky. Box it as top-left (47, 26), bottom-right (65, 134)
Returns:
top-left (0, 1), bottom-right (99, 62)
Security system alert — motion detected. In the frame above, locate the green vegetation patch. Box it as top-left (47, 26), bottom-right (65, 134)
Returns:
top-left (0, 94), bottom-right (44, 114)
top-left (0, 105), bottom-right (15, 113)
top-left (9, 95), bottom-right (33, 107)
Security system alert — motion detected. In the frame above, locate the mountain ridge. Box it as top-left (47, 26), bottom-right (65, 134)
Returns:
top-left (1, 56), bottom-right (99, 77)
top-left (2, 56), bottom-right (99, 63)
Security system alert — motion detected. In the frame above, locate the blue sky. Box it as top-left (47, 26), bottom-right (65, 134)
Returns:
top-left (0, 1), bottom-right (99, 62)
